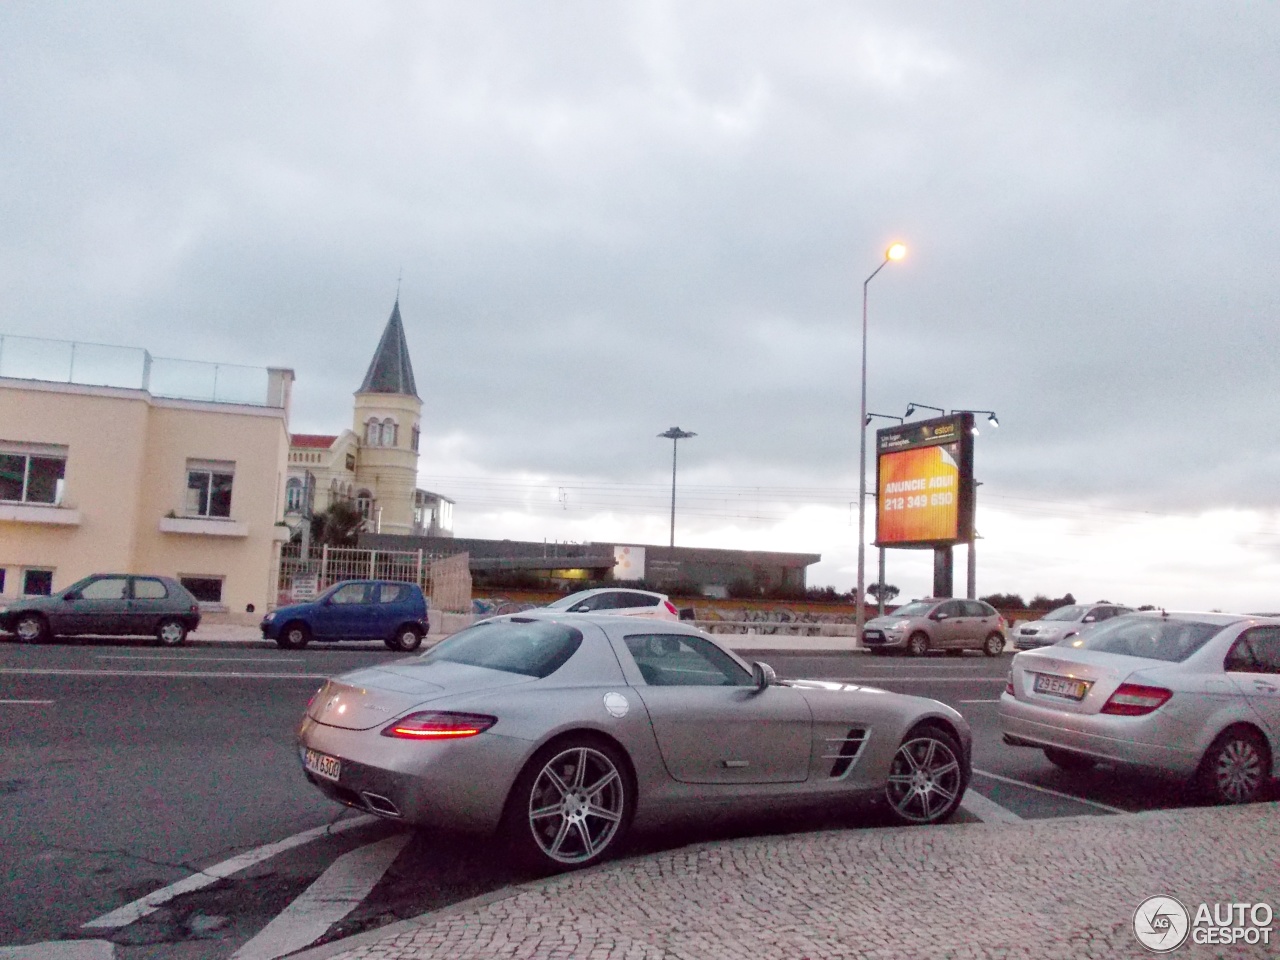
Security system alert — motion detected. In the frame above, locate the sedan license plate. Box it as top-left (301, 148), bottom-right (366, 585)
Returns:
top-left (1033, 673), bottom-right (1089, 701)
top-left (863, 630), bottom-right (884, 644)
top-left (304, 749), bottom-right (341, 782)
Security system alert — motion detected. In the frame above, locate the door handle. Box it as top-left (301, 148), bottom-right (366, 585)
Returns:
top-left (1254, 680), bottom-right (1278, 693)
top-left (720, 760), bottom-right (749, 768)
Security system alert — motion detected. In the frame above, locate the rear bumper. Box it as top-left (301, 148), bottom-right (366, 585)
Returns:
top-left (998, 693), bottom-right (1200, 776)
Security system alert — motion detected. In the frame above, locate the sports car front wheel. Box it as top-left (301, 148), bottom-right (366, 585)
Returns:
top-left (883, 725), bottom-right (966, 825)
top-left (504, 738), bottom-right (632, 872)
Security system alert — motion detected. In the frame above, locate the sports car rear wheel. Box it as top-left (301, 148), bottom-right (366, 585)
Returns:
top-left (884, 725), bottom-right (966, 825)
top-left (505, 738), bottom-right (632, 872)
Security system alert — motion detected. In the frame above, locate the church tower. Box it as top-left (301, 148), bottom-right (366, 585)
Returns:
top-left (352, 299), bottom-right (422, 534)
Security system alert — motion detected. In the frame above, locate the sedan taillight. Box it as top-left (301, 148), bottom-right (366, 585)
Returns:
top-left (1004, 671), bottom-right (1014, 696)
top-left (1100, 683), bottom-right (1172, 716)
top-left (381, 711), bottom-right (498, 740)
top-left (663, 601), bottom-right (679, 617)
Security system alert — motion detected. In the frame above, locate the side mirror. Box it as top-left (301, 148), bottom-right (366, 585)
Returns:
top-left (63, 592), bottom-right (79, 602)
top-left (751, 661), bottom-right (776, 691)
top-left (932, 612), bottom-right (949, 621)
top-left (1082, 616), bottom-right (1096, 623)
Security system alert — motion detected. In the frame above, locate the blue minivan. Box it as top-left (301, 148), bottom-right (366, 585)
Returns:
top-left (261, 580), bottom-right (429, 651)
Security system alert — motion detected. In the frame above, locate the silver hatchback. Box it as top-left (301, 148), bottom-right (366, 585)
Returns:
top-left (1000, 611), bottom-right (1280, 804)
top-left (861, 598), bottom-right (1007, 657)
top-left (1013, 603), bottom-right (1132, 650)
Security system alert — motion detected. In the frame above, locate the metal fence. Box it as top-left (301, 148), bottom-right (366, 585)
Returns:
top-left (277, 544), bottom-right (464, 607)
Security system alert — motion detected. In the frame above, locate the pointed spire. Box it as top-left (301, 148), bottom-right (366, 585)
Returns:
top-left (357, 299), bottom-right (419, 397)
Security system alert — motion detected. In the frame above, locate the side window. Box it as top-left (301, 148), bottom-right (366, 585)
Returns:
top-left (963, 601), bottom-right (991, 618)
top-left (1228, 628), bottom-right (1280, 674)
top-left (330, 583), bottom-right (368, 605)
top-left (621, 592), bottom-right (660, 608)
top-left (376, 583), bottom-right (408, 603)
top-left (81, 577), bottom-right (128, 601)
top-left (624, 633), bottom-right (753, 687)
top-left (937, 601), bottom-right (964, 619)
top-left (133, 578), bottom-right (169, 600)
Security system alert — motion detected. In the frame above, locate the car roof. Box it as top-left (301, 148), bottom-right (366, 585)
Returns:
top-left (1120, 610), bottom-right (1252, 626)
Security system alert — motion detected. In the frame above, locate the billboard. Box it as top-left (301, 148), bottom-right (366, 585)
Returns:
top-left (874, 413), bottom-right (975, 548)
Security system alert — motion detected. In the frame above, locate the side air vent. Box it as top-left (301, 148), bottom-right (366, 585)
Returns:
top-left (824, 728), bottom-right (869, 778)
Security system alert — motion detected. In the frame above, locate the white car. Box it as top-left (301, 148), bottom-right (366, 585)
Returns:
top-left (1013, 603), bottom-right (1132, 650)
top-left (542, 588), bottom-right (680, 620)
top-left (1000, 610), bottom-right (1280, 804)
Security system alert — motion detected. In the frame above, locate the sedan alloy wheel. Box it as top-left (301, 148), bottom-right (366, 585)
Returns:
top-left (511, 740), bottom-right (630, 869)
top-left (1200, 729), bottom-right (1267, 804)
top-left (884, 727), bottom-right (965, 825)
top-left (14, 614), bottom-right (49, 644)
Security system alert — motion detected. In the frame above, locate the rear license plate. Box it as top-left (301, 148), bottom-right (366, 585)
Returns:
top-left (304, 749), bottom-right (341, 782)
top-left (1033, 673), bottom-right (1089, 701)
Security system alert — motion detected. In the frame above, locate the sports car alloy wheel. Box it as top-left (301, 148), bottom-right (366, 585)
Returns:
top-left (521, 743), bottom-right (629, 868)
top-left (884, 728), bottom-right (965, 824)
top-left (1201, 730), bottom-right (1266, 804)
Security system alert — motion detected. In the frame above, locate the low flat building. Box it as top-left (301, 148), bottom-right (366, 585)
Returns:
top-left (0, 334), bottom-right (293, 621)
top-left (358, 533), bottom-right (819, 597)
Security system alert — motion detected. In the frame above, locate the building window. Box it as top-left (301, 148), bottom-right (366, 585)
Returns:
top-left (285, 477), bottom-right (304, 513)
top-left (0, 444), bottom-right (67, 505)
top-left (180, 576), bottom-right (224, 603)
top-left (23, 569), bottom-right (53, 596)
top-left (186, 460), bottom-right (235, 518)
top-left (411, 425), bottom-right (420, 452)
top-left (356, 489), bottom-right (374, 519)
top-left (365, 419), bottom-right (381, 446)
top-left (380, 419), bottom-right (397, 447)
top-left (0, 569), bottom-right (6, 594)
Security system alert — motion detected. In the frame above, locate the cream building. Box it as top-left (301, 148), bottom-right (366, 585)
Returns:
top-left (0, 335), bottom-right (293, 622)
top-left (285, 301), bottom-right (454, 539)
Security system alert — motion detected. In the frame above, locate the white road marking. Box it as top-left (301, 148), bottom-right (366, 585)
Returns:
top-left (1, 668), bottom-right (328, 680)
top-left (973, 768), bottom-right (1129, 814)
top-left (959, 699), bottom-right (1001, 703)
top-left (82, 815), bottom-right (378, 929)
top-left (95, 655), bottom-right (304, 663)
top-left (231, 833), bottom-right (409, 960)
top-left (0, 941), bottom-right (115, 959)
top-left (959, 788), bottom-right (1023, 824)
top-left (0, 699), bottom-right (55, 705)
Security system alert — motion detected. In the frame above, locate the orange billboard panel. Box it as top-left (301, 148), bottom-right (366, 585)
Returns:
top-left (876, 443), bottom-right (960, 545)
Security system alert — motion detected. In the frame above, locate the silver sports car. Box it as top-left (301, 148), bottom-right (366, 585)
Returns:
top-left (297, 613), bottom-right (973, 871)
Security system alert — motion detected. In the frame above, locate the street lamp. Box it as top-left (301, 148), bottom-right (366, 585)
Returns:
top-left (856, 242), bottom-right (907, 652)
top-left (658, 427), bottom-right (696, 548)
top-left (952, 409), bottom-right (999, 434)
top-left (903, 402), bottom-right (945, 418)
top-left (864, 412), bottom-right (904, 616)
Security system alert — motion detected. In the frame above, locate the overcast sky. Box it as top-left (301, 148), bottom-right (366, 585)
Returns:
top-left (4, 2), bottom-right (1279, 609)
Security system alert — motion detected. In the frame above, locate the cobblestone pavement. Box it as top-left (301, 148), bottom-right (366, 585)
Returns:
top-left (301, 803), bottom-right (1278, 960)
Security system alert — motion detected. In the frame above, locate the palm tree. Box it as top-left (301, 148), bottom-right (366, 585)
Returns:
top-left (309, 501), bottom-right (365, 547)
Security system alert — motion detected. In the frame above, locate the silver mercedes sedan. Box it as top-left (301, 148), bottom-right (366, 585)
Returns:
top-left (297, 612), bottom-right (973, 871)
top-left (1000, 611), bottom-right (1280, 804)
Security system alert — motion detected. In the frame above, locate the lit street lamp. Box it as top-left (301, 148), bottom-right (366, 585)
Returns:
top-left (658, 427), bottom-right (696, 548)
top-left (856, 242), bottom-right (906, 650)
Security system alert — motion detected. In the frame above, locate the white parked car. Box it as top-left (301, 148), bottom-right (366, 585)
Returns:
top-left (1000, 610), bottom-right (1280, 804)
top-left (1013, 603), bottom-right (1133, 650)
top-left (541, 588), bottom-right (680, 620)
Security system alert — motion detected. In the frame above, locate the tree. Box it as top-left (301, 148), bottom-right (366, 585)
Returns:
top-left (309, 500), bottom-right (364, 547)
top-left (866, 582), bottom-right (900, 603)
top-left (981, 592), bottom-right (1027, 609)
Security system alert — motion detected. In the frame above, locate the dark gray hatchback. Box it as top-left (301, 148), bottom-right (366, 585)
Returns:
top-left (0, 574), bottom-right (202, 646)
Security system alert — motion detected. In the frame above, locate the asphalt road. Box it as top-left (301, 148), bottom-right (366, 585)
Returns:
top-left (0, 638), bottom-right (1249, 957)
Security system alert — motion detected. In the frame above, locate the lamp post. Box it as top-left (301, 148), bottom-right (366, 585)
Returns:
top-left (856, 242), bottom-right (906, 651)
top-left (658, 427), bottom-right (696, 548)
top-left (864, 412), bottom-right (904, 617)
top-left (903, 402), bottom-right (945, 419)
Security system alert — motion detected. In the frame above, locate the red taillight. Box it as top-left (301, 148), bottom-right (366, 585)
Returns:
top-left (664, 601), bottom-right (678, 617)
top-left (306, 685), bottom-right (325, 710)
top-left (1100, 683), bottom-right (1172, 716)
top-left (1005, 671), bottom-right (1014, 696)
top-left (381, 711), bottom-right (498, 740)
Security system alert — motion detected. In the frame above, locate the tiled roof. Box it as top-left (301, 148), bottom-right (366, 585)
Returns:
top-left (357, 299), bottom-right (419, 397)
top-left (291, 434), bottom-right (338, 449)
